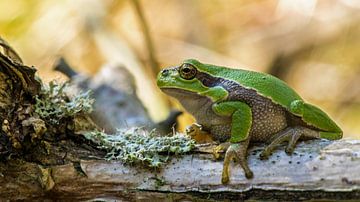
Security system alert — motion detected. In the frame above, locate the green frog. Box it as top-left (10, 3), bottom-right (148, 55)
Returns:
top-left (157, 59), bottom-right (342, 184)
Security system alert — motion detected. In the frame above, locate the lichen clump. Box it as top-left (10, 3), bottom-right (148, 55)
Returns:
top-left (35, 81), bottom-right (94, 124)
top-left (84, 129), bottom-right (195, 168)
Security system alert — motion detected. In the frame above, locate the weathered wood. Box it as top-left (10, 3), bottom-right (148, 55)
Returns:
top-left (1, 139), bottom-right (359, 200)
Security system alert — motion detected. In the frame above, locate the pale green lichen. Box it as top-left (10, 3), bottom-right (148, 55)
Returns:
top-left (84, 128), bottom-right (195, 168)
top-left (34, 81), bottom-right (94, 124)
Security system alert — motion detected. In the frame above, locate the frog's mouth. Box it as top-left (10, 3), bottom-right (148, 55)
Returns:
top-left (160, 87), bottom-right (211, 106)
top-left (160, 87), bottom-right (199, 99)
top-left (160, 87), bottom-right (213, 117)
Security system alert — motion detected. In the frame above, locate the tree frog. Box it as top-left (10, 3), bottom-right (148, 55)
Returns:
top-left (157, 59), bottom-right (342, 184)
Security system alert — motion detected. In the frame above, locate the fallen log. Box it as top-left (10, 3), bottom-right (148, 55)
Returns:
top-left (1, 139), bottom-right (360, 200)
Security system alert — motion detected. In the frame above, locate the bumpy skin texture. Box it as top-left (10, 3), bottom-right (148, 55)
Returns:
top-left (157, 59), bottom-right (342, 184)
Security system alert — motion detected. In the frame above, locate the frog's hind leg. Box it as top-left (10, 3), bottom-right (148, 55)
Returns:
top-left (260, 99), bottom-right (343, 160)
top-left (289, 100), bottom-right (343, 140)
top-left (259, 126), bottom-right (319, 160)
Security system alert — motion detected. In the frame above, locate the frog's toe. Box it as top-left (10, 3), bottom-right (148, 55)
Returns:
top-left (213, 142), bottom-right (230, 160)
top-left (245, 169), bottom-right (254, 179)
top-left (259, 150), bottom-right (270, 160)
top-left (261, 126), bottom-right (320, 159)
top-left (222, 165), bottom-right (253, 184)
top-left (285, 146), bottom-right (294, 155)
top-left (222, 144), bottom-right (236, 184)
top-left (213, 148), bottom-right (221, 160)
top-left (221, 169), bottom-right (230, 184)
top-left (260, 128), bottom-right (294, 159)
top-left (285, 131), bottom-right (302, 155)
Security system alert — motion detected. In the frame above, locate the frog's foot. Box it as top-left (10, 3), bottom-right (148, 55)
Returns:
top-left (259, 126), bottom-right (319, 160)
top-left (212, 142), bottom-right (231, 160)
top-left (222, 140), bottom-right (253, 184)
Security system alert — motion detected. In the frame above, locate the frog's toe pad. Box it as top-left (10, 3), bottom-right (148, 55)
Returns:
top-left (285, 146), bottom-right (295, 155)
top-left (245, 170), bottom-right (254, 179)
top-left (259, 151), bottom-right (270, 160)
top-left (221, 172), bottom-right (230, 184)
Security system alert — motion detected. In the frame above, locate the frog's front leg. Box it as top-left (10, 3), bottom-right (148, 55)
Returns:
top-left (212, 101), bottom-right (253, 184)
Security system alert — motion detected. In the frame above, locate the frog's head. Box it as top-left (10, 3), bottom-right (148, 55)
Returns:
top-left (157, 59), bottom-right (211, 99)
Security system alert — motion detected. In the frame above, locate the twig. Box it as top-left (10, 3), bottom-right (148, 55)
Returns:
top-left (53, 57), bottom-right (79, 78)
top-left (0, 36), bottom-right (23, 64)
top-left (131, 0), bottom-right (159, 78)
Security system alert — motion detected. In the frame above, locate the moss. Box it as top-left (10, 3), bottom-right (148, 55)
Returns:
top-left (34, 81), bottom-right (94, 125)
top-left (0, 79), bottom-right (97, 161)
top-left (83, 128), bottom-right (195, 168)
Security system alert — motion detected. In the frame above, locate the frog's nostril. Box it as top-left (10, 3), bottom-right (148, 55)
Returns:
top-left (161, 69), bottom-right (170, 76)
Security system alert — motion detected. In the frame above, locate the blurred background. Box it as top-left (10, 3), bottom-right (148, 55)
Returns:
top-left (0, 0), bottom-right (359, 138)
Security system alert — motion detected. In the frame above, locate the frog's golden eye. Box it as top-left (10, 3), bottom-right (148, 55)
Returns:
top-left (179, 64), bottom-right (197, 80)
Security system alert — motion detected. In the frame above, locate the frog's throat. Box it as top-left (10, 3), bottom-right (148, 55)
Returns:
top-left (161, 87), bottom-right (214, 117)
top-left (160, 87), bottom-right (204, 101)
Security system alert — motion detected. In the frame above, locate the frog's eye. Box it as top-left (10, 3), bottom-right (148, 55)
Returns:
top-left (179, 64), bottom-right (197, 80)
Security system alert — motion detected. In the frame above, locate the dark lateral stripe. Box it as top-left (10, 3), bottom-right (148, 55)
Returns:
top-left (195, 71), bottom-right (265, 104)
top-left (196, 71), bottom-right (243, 93)
top-left (196, 71), bottom-right (225, 87)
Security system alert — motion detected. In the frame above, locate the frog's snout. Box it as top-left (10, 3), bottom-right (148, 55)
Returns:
top-left (158, 67), bottom-right (178, 80)
top-left (157, 67), bottom-right (181, 88)
top-left (160, 69), bottom-right (170, 77)
top-left (157, 68), bottom-right (172, 87)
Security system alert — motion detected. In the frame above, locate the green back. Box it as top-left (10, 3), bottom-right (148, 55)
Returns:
top-left (185, 59), bottom-right (303, 110)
